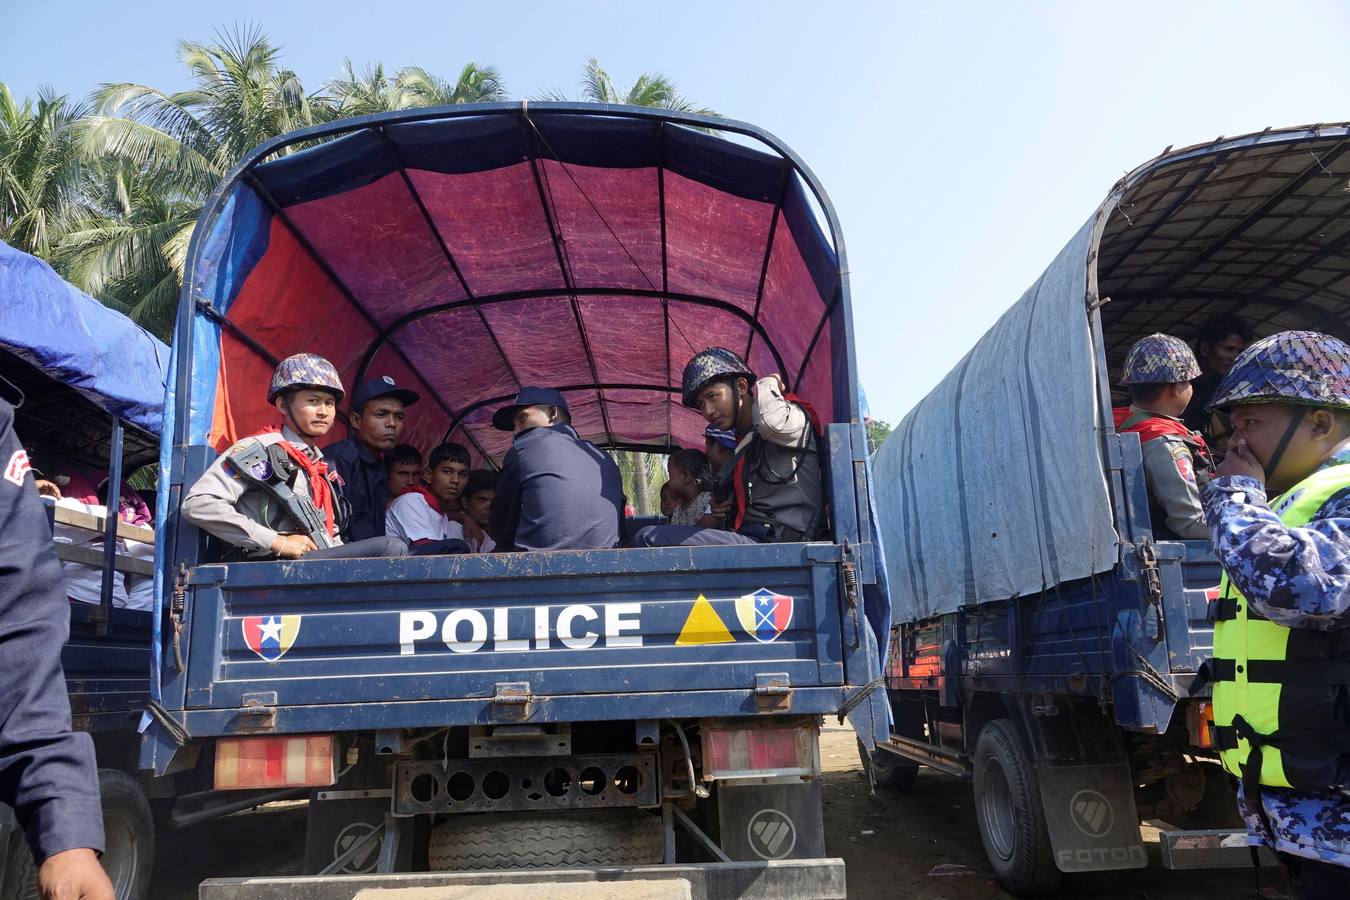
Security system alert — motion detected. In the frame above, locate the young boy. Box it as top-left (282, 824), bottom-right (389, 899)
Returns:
top-left (385, 444), bottom-right (423, 500)
top-left (385, 443), bottom-right (472, 555)
top-left (636, 348), bottom-right (822, 546)
top-left (704, 424), bottom-right (737, 472)
top-left (1202, 331), bottom-right (1350, 897)
top-left (1113, 333), bottom-right (1213, 540)
top-left (182, 354), bottom-right (406, 560)
top-left (458, 470), bottom-right (497, 553)
top-left (666, 447), bottom-right (716, 527)
top-left (659, 482), bottom-right (676, 519)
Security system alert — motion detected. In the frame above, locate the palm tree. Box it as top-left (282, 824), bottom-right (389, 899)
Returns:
top-left (539, 57), bottom-right (718, 116)
top-left (0, 84), bottom-right (86, 257)
top-left (69, 26), bottom-right (326, 335)
top-left (327, 61), bottom-right (507, 117)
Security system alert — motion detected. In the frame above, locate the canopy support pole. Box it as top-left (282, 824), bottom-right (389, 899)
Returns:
top-left (794, 286), bottom-right (841, 393)
top-left (658, 121), bottom-right (672, 451)
top-left (744, 162), bottom-right (793, 364)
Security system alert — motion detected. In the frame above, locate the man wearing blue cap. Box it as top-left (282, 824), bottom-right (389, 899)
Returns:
top-left (325, 375), bottom-right (419, 542)
top-left (488, 387), bottom-right (624, 552)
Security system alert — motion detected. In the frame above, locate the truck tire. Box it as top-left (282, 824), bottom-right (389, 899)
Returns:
top-left (0, 822), bottom-right (36, 900)
top-left (96, 769), bottom-right (154, 900)
top-left (857, 738), bottom-right (918, 791)
top-left (973, 720), bottom-right (1060, 897)
top-left (428, 809), bottom-right (662, 870)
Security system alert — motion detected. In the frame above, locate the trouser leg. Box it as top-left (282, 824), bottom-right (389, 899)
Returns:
top-left (305, 536), bottom-right (408, 559)
top-left (1277, 852), bottom-right (1350, 899)
top-left (634, 525), bottom-right (759, 547)
top-left (408, 539), bottom-right (471, 556)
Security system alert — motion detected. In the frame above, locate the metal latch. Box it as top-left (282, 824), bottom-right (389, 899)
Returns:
top-left (491, 682), bottom-right (532, 722)
top-left (237, 691), bottom-right (277, 731)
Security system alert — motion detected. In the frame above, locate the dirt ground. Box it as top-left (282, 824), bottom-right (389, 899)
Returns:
top-left (152, 726), bottom-right (1279, 899)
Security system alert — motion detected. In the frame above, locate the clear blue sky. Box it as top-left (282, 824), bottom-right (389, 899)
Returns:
top-left (5, 0), bottom-right (1349, 423)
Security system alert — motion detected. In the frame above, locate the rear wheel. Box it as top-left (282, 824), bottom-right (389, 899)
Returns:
top-left (857, 738), bottom-right (919, 791)
top-left (972, 720), bottom-right (1060, 896)
top-left (428, 809), bottom-right (662, 870)
top-left (96, 769), bottom-right (154, 900)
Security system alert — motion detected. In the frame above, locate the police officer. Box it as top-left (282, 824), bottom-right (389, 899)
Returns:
top-left (0, 376), bottom-right (113, 900)
top-left (181, 354), bottom-right (406, 560)
top-left (1203, 331), bottom-right (1350, 897)
top-left (324, 375), bottom-right (419, 542)
top-left (636, 347), bottom-right (823, 546)
top-left (1113, 334), bottom-right (1214, 540)
top-left (488, 387), bottom-right (624, 552)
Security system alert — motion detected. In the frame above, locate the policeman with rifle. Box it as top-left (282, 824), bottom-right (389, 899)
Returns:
top-left (182, 354), bottom-right (406, 560)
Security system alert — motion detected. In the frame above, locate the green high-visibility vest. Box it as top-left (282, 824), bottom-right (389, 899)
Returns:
top-left (1211, 462), bottom-right (1350, 792)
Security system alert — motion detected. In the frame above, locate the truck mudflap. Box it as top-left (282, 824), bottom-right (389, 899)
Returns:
top-left (196, 859), bottom-right (848, 900)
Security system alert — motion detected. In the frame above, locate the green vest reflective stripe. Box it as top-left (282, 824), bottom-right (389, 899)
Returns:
top-left (1212, 462), bottom-right (1350, 791)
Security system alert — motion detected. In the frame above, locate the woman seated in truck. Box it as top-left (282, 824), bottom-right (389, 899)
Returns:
top-left (1113, 334), bottom-right (1214, 540)
top-left (181, 354), bottom-right (407, 561)
top-left (634, 347), bottom-right (824, 546)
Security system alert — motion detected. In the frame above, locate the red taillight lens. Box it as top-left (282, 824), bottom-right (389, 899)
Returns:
top-left (701, 719), bottom-right (818, 779)
top-left (214, 735), bottom-right (335, 790)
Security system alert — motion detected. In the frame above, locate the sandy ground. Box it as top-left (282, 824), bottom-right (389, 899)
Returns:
top-left (151, 726), bottom-right (1279, 898)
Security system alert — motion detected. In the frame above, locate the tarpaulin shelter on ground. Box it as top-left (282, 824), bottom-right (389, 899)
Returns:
top-left (0, 240), bottom-right (169, 466)
top-left (874, 123), bottom-right (1350, 621)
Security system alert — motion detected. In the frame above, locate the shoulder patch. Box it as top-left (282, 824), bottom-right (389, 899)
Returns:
top-left (4, 449), bottom-right (32, 486)
top-left (1175, 452), bottom-right (1195, 484)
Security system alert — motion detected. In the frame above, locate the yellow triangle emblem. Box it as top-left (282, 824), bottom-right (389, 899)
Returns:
top-left (676, 594), bottom-right (735, 646)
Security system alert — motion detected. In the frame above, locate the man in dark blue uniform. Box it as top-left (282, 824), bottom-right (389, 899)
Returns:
top-left (325, 376), bottom-right (419, 542)
top-left (0, 377), bottom-right (112, 899)
top-left (488, 387), bottom-right (624, 552)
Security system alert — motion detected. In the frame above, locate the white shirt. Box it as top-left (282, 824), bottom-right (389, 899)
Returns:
top-left (386, 492), bottom-right (465, 544)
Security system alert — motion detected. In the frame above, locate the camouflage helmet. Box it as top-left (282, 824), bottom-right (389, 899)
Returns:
top-left (267, 353), bottom-right (345, 403)
top-left (1120, 333), bottom-right (1202, 385)
top-left (682, 348), bottom-right (755, 407)
top-left (1206, 330), bottom-right (1350, 412)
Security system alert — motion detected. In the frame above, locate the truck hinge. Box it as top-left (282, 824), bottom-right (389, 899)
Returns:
top-left (237, 691), bottom-right (277, 732)
top-left (491, 682), bottom-right (533, 722)
top-left (841, 541), bottom-right (859, 609)
top-left (754, 673), bottom-right (792, 711)
top-left (171, 563), bottom-right (188, 671)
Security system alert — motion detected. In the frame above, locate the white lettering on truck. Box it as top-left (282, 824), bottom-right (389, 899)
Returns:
top-left (398, 605), bottom-right (645, 655)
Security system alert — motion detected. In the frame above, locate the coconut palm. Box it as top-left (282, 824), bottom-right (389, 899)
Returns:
top-left (539, 57), bottom-right (718, 116)
top-left (327, 61), bottom-right (507, 117)
top-left (68, 26), bottom-right (326, 335)
top-left (0, 83), bottom-right (86, 257)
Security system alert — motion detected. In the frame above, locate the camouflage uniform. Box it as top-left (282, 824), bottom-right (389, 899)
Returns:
top-left (1202, 331), bottom-right (1350, 869)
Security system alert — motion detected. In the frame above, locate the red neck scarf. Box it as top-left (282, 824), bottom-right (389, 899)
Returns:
top-left (407, 485), bottom-right (446, 516)
top-left (255, 428), bottom-right (335, 538)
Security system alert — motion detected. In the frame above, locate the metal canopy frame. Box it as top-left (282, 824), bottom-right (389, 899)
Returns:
top-left (173, 102), bottom-right (860, 465)
top-left (1090, 123), bottom-right (1350, 378)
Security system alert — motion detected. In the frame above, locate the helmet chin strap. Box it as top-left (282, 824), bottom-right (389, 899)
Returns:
top-left (1262, 406), bottom-right (1308, 484)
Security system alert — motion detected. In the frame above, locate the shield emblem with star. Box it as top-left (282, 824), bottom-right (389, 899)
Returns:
top-left (734, 588), bottom-right (793, 643)
top-left (242, 615), bottom-right (302, 661)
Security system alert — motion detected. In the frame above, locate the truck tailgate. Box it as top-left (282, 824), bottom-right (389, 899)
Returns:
top-left (177, 542), bottom-right (850, 733)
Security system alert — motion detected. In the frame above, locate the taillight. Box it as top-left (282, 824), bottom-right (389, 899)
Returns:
top-left (214, 735), bottom-right (335, 790)
top-left (701, 719), bottom-right (819, 780)
top-left (1195, 702), bottom-right (1214, 749)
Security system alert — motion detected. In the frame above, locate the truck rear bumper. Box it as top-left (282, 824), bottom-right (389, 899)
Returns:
top-left (197, 859), bottom-right (847, 900)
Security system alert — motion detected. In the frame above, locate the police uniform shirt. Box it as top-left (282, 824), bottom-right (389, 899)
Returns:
top-left (324, 436), bottom-right (388, 542)
top-left (0, 390), bottom-right (104, 860)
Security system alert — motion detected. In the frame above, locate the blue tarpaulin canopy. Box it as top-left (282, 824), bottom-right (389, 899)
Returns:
top-left (0, 239), bottom-right (170, 436)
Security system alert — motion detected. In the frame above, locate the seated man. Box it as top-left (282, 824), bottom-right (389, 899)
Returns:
top-left (1113, 334), bottom-right (1214, 540)
top-left (386, 443), bottom-right (473, 555)
top-left (461, 470), bottom-right (497, 552)
top-left (325, 375), bottom-right (419, 542)
top-left (666, 447), bottom-right (716, 527)
top-left (385, 444), bottom-right (423, 500)
top-left (182, 354), bottom-right (407, 560)
top-left (636, 348), bottom-right (824, 546)
top-left (488, 387), bottom-right (624, 552)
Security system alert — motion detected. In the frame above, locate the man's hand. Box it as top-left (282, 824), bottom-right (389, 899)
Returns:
top-left (271, 533), bottom-right (317, 558)
top-left (709, 497), bottom-right (734, 523)
top-left (34, 479), bottom-right (62, 499)
top-left (38, 848), bottom-right (113, 900)
top-left (460, 515), bottom-right (487, 548)
top-left (1216, 439), bottom-right (1266, 484)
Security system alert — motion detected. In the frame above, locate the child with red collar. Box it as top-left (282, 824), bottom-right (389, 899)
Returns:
top-left (385, 442), bottom-right (474, 554)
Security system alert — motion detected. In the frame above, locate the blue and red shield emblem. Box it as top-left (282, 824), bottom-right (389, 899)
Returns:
top-left (734, 588), bottom-right (793, 643)
top-left (242, 615), bottom-right (302, 661)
